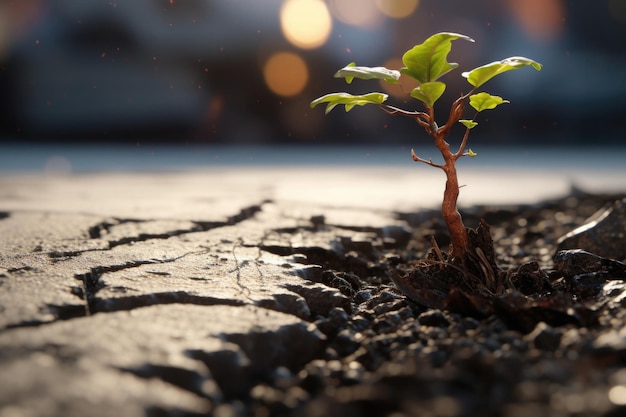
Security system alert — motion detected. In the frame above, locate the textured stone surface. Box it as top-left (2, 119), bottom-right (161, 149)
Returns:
top-left (0, 194), bottom-right (371, 327)
top-left (0, 170), bottom-right (409, 416)
top-left (0, 304), bottom-right (325, 417)
top-left (1, 167), bottom-right (625, 417)
top-left (557, 198), bottom-right (626, 261)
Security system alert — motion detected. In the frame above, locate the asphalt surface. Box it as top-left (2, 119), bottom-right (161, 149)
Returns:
top-left (1, 157), bottom-right (624, 416)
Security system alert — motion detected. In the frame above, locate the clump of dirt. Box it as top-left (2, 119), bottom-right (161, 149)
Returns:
top-left (231, 190), bottom-right (626, 417)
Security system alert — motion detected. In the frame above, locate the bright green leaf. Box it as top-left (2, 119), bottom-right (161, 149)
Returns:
top-left (459, 119), bottom-right (478, 129)
top-left (469, 92), bottom-right (509, 112)
top-left (401, 32), bottom-right (474, 84)
top-left (334, 62), bottom-right (401, 84)
top-left (410, 82), bottom-right (446, 107)
top-left (462, 56), bottom-right (542, 88)
top-left (310, 92), bottom-right (388, 115)
top-left (467, 149), bottom-right (478, 157)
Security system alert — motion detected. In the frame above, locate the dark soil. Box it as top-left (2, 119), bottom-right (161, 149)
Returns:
top-left (220, 189), bottom-right (626, 417)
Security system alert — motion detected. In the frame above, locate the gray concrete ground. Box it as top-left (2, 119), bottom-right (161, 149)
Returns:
top-left (0, 165), bottom-right (624, 416)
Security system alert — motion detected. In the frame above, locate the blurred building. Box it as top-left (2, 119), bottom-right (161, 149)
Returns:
top-left (0, 0), bottom-right (625, 145)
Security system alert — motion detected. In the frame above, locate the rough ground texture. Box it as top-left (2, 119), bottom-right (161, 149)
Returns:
top-left (0, 169), bottom-right (625, 417)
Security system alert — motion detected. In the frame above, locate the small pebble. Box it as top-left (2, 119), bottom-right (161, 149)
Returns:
top-left (418, 309), bottom-right (450, 328)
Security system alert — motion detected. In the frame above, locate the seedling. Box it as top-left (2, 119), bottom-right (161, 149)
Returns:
top-left (311, 32), bottom-right (541, 279)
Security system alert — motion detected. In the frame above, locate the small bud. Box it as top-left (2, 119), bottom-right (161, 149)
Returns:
top-left (467, 149), bottom-right (477, 157)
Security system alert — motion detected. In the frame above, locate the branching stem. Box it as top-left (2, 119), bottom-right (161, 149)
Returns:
top-left (380, 89), bottom-right (482, 265)
top-left (411, 149), bottom-right (444, 169)
top-left (379, 104), bottom-right (430, 129)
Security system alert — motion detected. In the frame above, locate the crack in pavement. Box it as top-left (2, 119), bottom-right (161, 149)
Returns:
top-left (0, 184), bottom-right (426, 415)
top-left (3, 303), bottom-right (86, 330)
top-left (41, 202), bottom-right (269, 260)
top-left (229, 238), bottom-right (254, 304)
top-left (74, 251), bottom-right (209, 316)
top-left (1, 200), bottom-right (383, 331)
top-left (61, 201), bottom-right (272, 319)
top-left (1, 198), bottom-right (375, 336)
top-left (84, 203), bottom-right (269, 315)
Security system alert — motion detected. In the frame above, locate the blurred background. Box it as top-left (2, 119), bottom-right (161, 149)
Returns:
top-left (0, 0), bottom-right (625, 147)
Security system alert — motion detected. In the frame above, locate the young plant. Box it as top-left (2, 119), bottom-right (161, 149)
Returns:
top-left (311, 32), bottom-right (541, 274)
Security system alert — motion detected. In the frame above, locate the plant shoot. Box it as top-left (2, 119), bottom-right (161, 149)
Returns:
top-left (311, 32), bottom-right (542, 276)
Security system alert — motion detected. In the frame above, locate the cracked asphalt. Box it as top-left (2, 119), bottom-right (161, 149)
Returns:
top-left (0, 168), bottom-right (415, 416)
top-left (0, 165), bottom-right (624, 416)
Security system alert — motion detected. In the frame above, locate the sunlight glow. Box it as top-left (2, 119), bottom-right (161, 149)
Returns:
top-left (609, 385), bottom-right (626, 405)
top-left (263, 52), bottom-right (309, 97)
top-left (280, 0), bottom-right (332, 49)
top-left (327, 0), bottom-right (382, 28)
top-left (506, 0), bottom-right (564, 40)
top-left (375, 0), bottom-right (419, 19)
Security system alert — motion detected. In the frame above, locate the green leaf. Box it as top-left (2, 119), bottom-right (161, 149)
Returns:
top-left (410, 82), bottom-right (446, 107)
top-left (462, 56), bottom-right (542, 88)
top-left (469, 92), bottom-right (509, 112)
top-left (334, 62), bottom-right (401, 84)
top-left (401, 32), bottom-right (474, 84)
top-left (467, 149), bottom-right (478, 157)
top-left (459, 119), bottom-right (478, 129)
top-left (310, 92), bottom-right (388, 114)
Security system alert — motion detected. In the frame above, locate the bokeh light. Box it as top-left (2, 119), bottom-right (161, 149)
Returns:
top-left (263, 52), bottom-right (309, 97)
top-left (609, 385), bottom-right (626, 406)
top-left (506, 0), bottom-right (564, 40)
top-left (327, 0), bottom-right (382, 28)
top-left (280, 0), bottom-right (332, 49)
top-left (375, 0), bottom-right (419, 19)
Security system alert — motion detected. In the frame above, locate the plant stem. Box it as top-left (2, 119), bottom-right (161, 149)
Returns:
top-left (433, 99), bottom-right (472, 263)
top-left (439, 146), bottom-right (470, 262)
top-left (380, 99), bottom-right (472, 264)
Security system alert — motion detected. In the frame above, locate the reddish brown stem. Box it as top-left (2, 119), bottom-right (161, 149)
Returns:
top-left (439, 151), bottom-right (470, 261)
top-left (381, 97), bottom-right (473, 265)
top-left (429, 100), bottom-right (471, 264)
